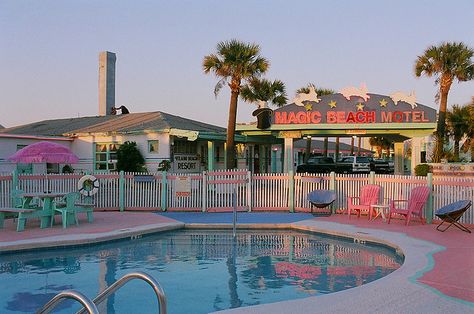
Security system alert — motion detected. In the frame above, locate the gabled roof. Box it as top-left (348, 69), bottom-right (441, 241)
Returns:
top-left (0, 111), bottom-right (225, 137)
top-left (68, 112), bottom-right (225, 135)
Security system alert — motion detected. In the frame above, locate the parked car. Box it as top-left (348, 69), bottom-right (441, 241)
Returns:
top-left (368, 157), bottom-right (394, 174)
top-left (297, 156), bottom-right (371, 174)
top-left (336, 156), bottom-right (371, 174)
top-left (296, 156), bottom-right (336, 173)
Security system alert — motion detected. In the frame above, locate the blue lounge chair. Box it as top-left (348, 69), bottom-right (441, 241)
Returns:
top-left (307, 190), bottom-right (336, 216)
top-left (435, 200), bottom-right (471, 233)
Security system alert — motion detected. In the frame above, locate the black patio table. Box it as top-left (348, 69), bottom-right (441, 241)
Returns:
top-left (435, 200), bottom-right (472, 233)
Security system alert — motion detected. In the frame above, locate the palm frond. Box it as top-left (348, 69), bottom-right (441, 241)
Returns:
top-left (214, 78), bottom-right (227, 97)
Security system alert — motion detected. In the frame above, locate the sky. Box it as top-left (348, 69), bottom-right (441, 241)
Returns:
top-left (1, 0), bottom-right (474, 128)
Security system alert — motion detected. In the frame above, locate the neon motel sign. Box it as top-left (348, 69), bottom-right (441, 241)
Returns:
top-left (274, 110), bottom-right (430, 124)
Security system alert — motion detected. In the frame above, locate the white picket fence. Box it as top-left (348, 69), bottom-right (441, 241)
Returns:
top-left (1, 170), bottom-right (473, 224)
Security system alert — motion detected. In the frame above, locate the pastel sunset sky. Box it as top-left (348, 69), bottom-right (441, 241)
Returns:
top-left (1, 0), bottom-right (473, 128)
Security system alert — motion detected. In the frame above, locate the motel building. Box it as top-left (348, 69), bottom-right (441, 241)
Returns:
top-left (0, 111), bottom-right (234, 174)
top-left (0, 88), bottom-right (437, 176)
top-left (237, 88), bottom-right (437, 175)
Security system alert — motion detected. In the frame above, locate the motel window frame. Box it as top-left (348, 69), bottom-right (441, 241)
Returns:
top-left (148, 140), bottom-right (159, 154)
top-left (94, 142), bottom-right (121, 172)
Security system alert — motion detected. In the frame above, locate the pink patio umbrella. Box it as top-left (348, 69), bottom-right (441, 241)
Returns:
top-left (8, 141), bottom-right (79, 164)
top-left (8, 141), bottom-right (79, 191)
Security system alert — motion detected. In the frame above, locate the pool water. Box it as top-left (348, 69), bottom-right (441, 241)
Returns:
top-left (0, 230), bottom-right (403, 313)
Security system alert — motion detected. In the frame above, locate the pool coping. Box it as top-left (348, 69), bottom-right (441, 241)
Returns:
top-left (0, 222), bottom-right (184, 253)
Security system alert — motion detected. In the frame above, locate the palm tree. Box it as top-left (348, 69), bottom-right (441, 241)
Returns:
top-left (369, 137), bottom-right (392, 158)
top-left (295, 84), bottom-right (336, 161)
top-left (203, 40), bottom-right (269, 169)
top-left (447, 104), bottom-right (469, 161)
top-left (464, 98), bottom-right (474, 161)
top-left (414, 42), bottom-right (474, 162)
top-left (296, 84), bottom-right (335, 96)
top-left (240, 78), bottom-right (288, 107)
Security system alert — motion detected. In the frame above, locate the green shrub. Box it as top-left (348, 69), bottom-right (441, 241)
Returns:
top-left (414, 163), bottom-right (432, 176)
top-left (157, 160), bottom-right (171, 171)
top-left (116, 141), bottom-right (146, 172)
top-left (62, 165), bottom-right (73, 174)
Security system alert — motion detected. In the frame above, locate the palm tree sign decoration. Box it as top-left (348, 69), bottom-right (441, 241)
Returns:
top-left (415, 41), bottom-right (474, 162)
top-left (203, 40), bottom-right (269, 169)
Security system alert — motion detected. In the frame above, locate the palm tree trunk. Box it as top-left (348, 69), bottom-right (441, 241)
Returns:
top-left (304, 137), bottom-right (311, 163)
top-left (226, 90), bottom-right (239, 169)
top-left (471, 139), bottom-right (474, 162)
top-left (350, 137), bottom-right (354, 155)
top-left (335, 137), bottom-right (340, 160)
top-left (433, 83), bottom-right (450, 162)
top-left (323, 137), bottom-right (328, 157)
top-left (454, 140), bottom-right (460, 161)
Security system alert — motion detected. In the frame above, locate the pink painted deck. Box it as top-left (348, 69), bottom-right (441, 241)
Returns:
top-left (0, 212), bottom-right (176, 242)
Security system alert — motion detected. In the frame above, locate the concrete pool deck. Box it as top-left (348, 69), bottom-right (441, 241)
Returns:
top-left (0, 211), bottom-right (472, 313)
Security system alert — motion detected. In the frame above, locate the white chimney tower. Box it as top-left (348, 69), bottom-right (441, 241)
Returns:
top-left (98, 51), bottom-right (116, 116)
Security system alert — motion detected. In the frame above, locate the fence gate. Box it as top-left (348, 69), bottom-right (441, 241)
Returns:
top-left (203, 170), bottom-right (251, 212)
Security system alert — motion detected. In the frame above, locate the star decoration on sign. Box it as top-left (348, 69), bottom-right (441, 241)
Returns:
top-left (304, 102), bottom-right (313, 111)
top-left (379, 99), bottom-right (388, 107)
top-left (328, 100), bottom-right (337, 108)
top-left (356, 102), bottom-right (365, 111)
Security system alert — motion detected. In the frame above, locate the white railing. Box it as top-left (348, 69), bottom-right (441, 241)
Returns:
top-left (1, 170), bottom-right (473, 224)
top-left (253, 173), bottom-right (290, 210)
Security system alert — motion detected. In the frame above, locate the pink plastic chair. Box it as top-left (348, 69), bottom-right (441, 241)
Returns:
top-left (347, 184), bottom-right (381, 219)
top-left (388, 186), bottom-right (430, 226)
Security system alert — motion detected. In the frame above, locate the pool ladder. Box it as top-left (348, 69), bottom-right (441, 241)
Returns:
top-left (232, 188), bottom-right (237, 238)
top-left (36, 271), bottom-right (167, 314)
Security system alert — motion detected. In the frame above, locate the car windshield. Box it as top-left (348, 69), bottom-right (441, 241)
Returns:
top-left (356, 157), bottom-right (369, 163)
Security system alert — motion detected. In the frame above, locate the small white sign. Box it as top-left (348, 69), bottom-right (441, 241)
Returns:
top-left (175, 176), bottom-right (191, 197)
top-left (173, 154), bottom-right (201, 173)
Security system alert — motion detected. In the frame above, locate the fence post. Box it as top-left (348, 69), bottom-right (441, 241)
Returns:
top-left (202, 171), bottom-right (207, 212)
top-left (119, 171), bottom-right (125, 212)
top-left (426, 172), bottom-right (433, 224)
top-left (289, 170), bottom-right (295, 213)
top-left (12, 169), bottom-right (19, 190)
top-left (329, 171), bottom-right (336, 213)
top-left (369, 171), bottom-right (375, 184)
top-left (161, 171), bottom-right (167, 211)
top-left (247, 170), bottom-right (252, 212)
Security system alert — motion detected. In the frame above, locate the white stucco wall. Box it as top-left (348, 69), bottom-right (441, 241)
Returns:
top-left (0, 137), bottom-right (73, 174)
top-left (0, 132), bottom-right (172, 174)
top-left (72, 132), bottom-right (171, 172)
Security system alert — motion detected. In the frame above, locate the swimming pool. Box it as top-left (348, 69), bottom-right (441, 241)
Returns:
top-left (0, 229), bottom-right (403, 313)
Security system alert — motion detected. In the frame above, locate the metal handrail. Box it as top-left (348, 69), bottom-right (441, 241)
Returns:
top-left (232, 188), bottom-right (237, 238)
top-left (36, 290), bottom-right (99, 314)
top-left (77, 271), bottom-right (166, 314)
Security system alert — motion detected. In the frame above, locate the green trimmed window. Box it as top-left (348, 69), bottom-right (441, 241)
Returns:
top-left (148, 140), bottom-right (159, 153)
top-left (94, 143), bottom-right (120, 171)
